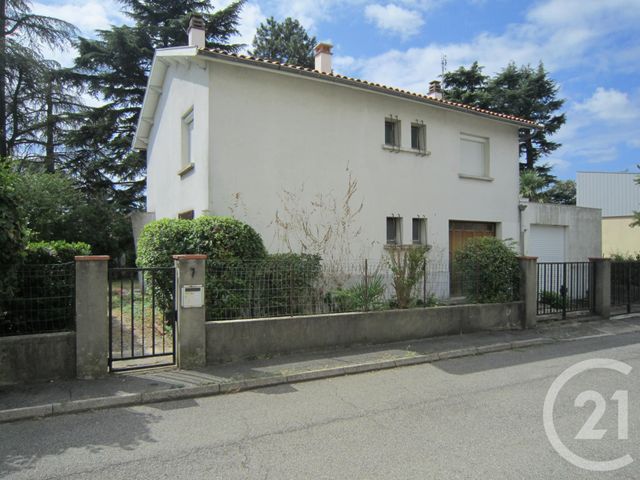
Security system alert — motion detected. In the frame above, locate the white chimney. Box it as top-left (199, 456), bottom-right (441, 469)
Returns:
top-left (427, 80), bottom-right (443, 100)
top-left (314, 43), bottom-right (333, 73)
top-left (188, 14), bottom-right (206, 48)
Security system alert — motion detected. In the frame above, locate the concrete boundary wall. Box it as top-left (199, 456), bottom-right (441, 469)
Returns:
top-left (205, 302), bottom-right (524, 364)
top-left (0, 332), bottom-right (76, 385)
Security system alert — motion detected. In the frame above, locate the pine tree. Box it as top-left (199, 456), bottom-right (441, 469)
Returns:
top-left (0, 0), bottom-right (77, 160)
top-left (442, 61), bottom-right (566, 176)
top-left (67, 0), bottom-right (245, 210)
top-left (250, 17), bottom-right (316, 68)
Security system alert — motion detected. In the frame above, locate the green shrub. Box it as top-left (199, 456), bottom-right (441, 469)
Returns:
top-left (330, 274), bottom-right (386, 312)
top-left (137, 216), bottom-right (267, 314)
top-left (0, 163), bottom-right (26, 298)
top-left (24, 241), bottom-right (92, 264)
top-left (610, 252), bottom-right (640, 262)
top-left (454, 237), bottom-right (519, 303)
top-left (253, 253), bottom-right (322, 317)
top-left (386, 245), bottom-right (430, 308)
top-left (539, 290), bottom-right (564, 310)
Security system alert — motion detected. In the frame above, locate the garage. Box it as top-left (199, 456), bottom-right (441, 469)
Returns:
top-left (528, 224), bottom-right (566, 262)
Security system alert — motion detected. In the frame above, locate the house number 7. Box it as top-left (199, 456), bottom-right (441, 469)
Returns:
top-left (574, 390), bottom-right (629, 440)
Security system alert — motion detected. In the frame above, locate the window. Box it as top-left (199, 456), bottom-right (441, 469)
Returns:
top-left (460, 133), bottom-right (489, 177)
top-left (385, 117), bottom-right (401, 148)
top-left (181, 108), bottom-right (194, 171)
top-left (412, 218), bottom-right (427, 245)
top-left (178, 210), bottom-right (195, 220)
top-left (386, 216), bottom-right (402, 245)
top-left (411, 123), bottom-right (426, 152)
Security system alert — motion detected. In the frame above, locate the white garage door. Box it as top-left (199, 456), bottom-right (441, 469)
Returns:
top-left (529, 225), bottom-right (566, 262)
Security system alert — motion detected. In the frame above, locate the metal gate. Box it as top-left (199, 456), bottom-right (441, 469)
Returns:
top-left (611, 262), bottom-right (640, 314)
top-left (537, 262), bottom-right (593, 319)
top-left (108, 267), bottom-right (176, 372)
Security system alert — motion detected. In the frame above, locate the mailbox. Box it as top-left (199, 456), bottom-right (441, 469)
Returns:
top-left (181, 285), bottom-right (204, 308)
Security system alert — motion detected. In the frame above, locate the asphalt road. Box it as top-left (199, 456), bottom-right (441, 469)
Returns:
top-left (3, 332), bottom-right (640, 479)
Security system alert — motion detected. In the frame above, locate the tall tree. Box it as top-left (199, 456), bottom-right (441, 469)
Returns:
top-left (443, 61), bottom-right (566, 175)
top-left (250, 17), bottom-right (316, 68)
top-left (68, 0), bottom-right (244, 210)
top-left (0, 0), bottom-right (77, 160)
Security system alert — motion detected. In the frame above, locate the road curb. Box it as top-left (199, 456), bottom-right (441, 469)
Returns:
top-left (0, 335), bottom-right (555, 424)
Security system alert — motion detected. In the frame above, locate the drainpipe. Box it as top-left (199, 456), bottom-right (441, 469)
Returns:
top-left (518, 199), bottom-right (528, 255)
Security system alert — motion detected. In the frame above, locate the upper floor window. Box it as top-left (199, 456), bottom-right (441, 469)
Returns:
top-left (411, 123), bottom-right (426, 152)
top-left (385, 117), bottom-right (401, 148)
top-left (460, 133), bottom-right (489, 178)
top-left (181, 108), bottom-right (194, 172)
top-left (386, 216), bottom-right (402, 245)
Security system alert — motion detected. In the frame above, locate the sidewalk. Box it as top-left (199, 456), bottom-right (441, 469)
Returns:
top-left (2, 314), bottom-right (640, 423)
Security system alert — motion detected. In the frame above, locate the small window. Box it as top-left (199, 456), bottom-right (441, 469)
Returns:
top-left (411, 123), bottom-right (426, 152)
top-left (412, 218), bottom-right (427, 245)
top-left (178, 210), bottom-right (194, 220)
top-left (385, 117), bottom-right (401, 147)
top-left (460, 133), bottom-right (489, 177)
top-left (181, 108), bottom-right (194, 170)
top-left (386, 216), bottom-right (402, 245)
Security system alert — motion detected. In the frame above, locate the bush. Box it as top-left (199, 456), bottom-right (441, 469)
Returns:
top-left (539, 290), bottom-right (564, 310)
top-left (137, 216), bottom-right (267, 314)
top-left (24, 241), bottom-right (92, 264)
top-left (16, 172), bottom-right (133, 261)
top-left (454, 237), bottom-right (519, 303)
top-left (330, 273), bottom-right (386, 312)
top-left (386, 244), bottom-right (430, 308)
top-left (0, 163), bottom-right (26, 298)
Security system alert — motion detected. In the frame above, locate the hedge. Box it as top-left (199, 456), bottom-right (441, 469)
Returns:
top-left (137, 216), bottom-right (267, 313)
top-left (454, 237), bottom-right (519, 303)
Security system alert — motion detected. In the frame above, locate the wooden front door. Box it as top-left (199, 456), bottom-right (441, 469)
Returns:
top-left (449, 221), bottom-right (496, 296)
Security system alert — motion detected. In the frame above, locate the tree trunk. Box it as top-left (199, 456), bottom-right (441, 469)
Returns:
top-left (0, 0), bottom-right (7, 159)
top-left (44, 75), bottom-right (54, 172)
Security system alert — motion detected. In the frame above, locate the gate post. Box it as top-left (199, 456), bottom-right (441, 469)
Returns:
top-left (518, 256), bottom-right (537, 329)
top-left (590, 257), bottom-right (611, 319)
top-left (75, 255), bottom-right (110, 378)
top-left (173, 254), bottom-right (207, 369)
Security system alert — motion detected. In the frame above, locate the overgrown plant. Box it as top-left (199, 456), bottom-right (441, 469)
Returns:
top-left (454, 237), bottom-right (519, 303)
top-left (386, 245), bottom-right (430, 309)
top-left (274, 168), bottom-right (364, 288)
top-left (330, 273), bottom-right (386, 312)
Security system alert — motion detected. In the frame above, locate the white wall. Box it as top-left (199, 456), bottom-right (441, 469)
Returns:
top-left (146, 59), bottom-right (210, 218)
top-left (521, 202), bottom-right (602, 261)
top-left (203, 60), bottom-right (521, 264)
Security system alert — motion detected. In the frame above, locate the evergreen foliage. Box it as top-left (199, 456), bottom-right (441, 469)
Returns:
top-left (250, 17), bottom-right (316, 68)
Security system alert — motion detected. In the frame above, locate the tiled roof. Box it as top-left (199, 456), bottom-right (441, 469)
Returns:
top-left (199, 48), bottom-right (542, 129)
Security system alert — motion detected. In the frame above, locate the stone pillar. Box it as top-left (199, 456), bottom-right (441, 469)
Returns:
top-left (590, 257), bottom-right (611, 319)
top-left (173, 254), bottom-right (207, 369)
top-left (75, 255), bottom-right (110, 378)
top-left (518, 256), bottom-right (538, 329)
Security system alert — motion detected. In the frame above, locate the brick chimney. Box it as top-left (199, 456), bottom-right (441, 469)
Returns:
top-left (188, 14), bottom-right (206, 48)
top-left (314, 43), bottom-right (333, 74)
top-left (427, 80), bottom-right (443, 100)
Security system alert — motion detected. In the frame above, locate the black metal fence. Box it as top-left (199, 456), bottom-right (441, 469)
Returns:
top-left (108, 267), bottom-right (176, 371)
top-left (536, 262), bottom-right (593, 318)
top-left (0, 263), bottom-right (76, 337)
top-left (611, 262), bottom-right (640, 313)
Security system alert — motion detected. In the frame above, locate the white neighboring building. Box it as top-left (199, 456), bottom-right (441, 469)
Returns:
top-left (520, 201), bottom-right (601, 262)
top-left (133, 18), bottom-right (542, 272)
top-left (577, 171), bottom-right (640, 257)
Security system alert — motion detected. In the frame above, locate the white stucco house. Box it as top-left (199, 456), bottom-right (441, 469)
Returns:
top-left (133, 17), bottom-right (547, 274)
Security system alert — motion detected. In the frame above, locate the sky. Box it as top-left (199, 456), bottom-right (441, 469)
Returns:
top-left (32, 0), bottom-right (640, 180)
